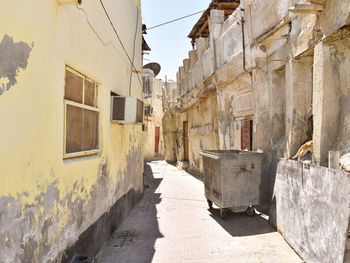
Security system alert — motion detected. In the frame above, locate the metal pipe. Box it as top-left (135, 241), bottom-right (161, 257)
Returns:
top-left (240, 17), bottom-right (249, 73)
top-left (57, 0), bottom-right (82, 5)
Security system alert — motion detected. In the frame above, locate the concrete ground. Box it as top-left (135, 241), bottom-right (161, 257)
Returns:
top-left (97, 160), bottom-right (303, 263)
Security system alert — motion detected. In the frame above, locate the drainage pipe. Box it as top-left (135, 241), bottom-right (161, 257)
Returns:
top-left (240, 17), bottom-right (249, 74)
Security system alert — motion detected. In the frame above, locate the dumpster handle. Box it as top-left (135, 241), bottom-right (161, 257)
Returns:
top-left (199, 152), bottom-right (220, 160)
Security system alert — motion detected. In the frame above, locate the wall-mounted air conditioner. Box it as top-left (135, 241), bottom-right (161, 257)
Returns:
top-left (144, 105), bottom-right (154, 116)
top-left (111, 96), bottom-right (144, 124)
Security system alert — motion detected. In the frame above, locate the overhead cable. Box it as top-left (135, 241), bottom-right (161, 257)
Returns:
top-left (99, 0), bottom-right (142, 88)
top-left (147, 10), bottom-right (205, 31)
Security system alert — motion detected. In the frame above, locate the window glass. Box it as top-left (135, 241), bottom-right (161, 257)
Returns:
top-left (66, 105), bottom-right (83, 153)
top-left (65, 70), bottom-right (83, 103)
top-left (84, 80), bottom-right (96, 107)
top-left (83, 109), bottom-right (99, 150)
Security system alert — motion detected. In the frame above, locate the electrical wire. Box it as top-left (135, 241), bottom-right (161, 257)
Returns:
top-left (147, 9), bottom-right (242, 32)
top-left (147, 10), bottom-right (205, 31)
top-left (99, 0), bottom-right (142, 88)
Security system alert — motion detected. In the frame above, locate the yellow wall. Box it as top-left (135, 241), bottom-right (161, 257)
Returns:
top-left (0, 0), bottom-right (143, 261)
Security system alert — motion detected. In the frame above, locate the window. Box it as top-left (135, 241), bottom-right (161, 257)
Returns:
top-left (64, 67), bottom-right (100, 158)
top-left (142, 76), bottom-right (152, 95)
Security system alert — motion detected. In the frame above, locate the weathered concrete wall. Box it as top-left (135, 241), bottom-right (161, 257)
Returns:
top-left (313, 30), bottom-right (350, 166)
top-left (162, 110), bottom-right (177, 163)
top-left (0, 0), bottom-right (143, 262)
top-left (272, 159), bottom-right (350, 263)
top-left (216, 74), bottom-right (253, 151)
top-left (285, 57), bottom-right (313, 158)
top-left (165, 0), bottom-right (350, 210)
top-left (318, 0), bottom-right (350, 38)
top-left (173, 112), bottom-right (187, 162)
top-left (187, 94), bottom-right (219, 173)
top-left (247, 0), bottom-right (292, 41)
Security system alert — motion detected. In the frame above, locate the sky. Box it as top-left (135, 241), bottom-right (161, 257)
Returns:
top-left (141, 0), bottom-right (211, 81)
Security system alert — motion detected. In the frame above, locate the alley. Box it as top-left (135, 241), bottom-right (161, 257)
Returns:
top-left (97, 160), bottom-right (302, 263)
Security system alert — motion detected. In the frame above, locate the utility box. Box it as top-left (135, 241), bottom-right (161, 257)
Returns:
top-left (111, 96), bottom-right (144, 124)
top-left (199, 150), bottom-right (263, 219)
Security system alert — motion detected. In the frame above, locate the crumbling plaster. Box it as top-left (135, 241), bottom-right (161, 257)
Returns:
top-left (273, 159), bottom-right (350, 263)
top-left (0, 0), bottom-right (144, 262)
top-left (164, 0), bottom-right (350, 206)
top-left (313, 32), bottom-right (350, 165)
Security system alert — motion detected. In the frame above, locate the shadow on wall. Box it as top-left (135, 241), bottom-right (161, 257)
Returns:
top-left (144, 156), bottom-right (165, 163)
top-left (96, 163), bottom-right (164, 263)
top-left (209, 209), bottom-right (274, 237)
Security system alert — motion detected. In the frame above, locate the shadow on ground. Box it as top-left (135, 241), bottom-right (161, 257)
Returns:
top-left (165, 160), bottom-right (274, 238)
top-left (96, 162), bottom-right (163, 263)
top-left (208, 207), bottom-right (274, 237)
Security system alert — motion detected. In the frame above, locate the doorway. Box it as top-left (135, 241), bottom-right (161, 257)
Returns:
top-left (241, 120), bottom-right (253, 151)
top-left (155, 127), bottom-right (160, 153)
top-left (183, 122), bottom-right (189, 161)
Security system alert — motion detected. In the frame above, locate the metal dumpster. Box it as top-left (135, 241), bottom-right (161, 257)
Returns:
top-left (199, 150), bottom-right (263, 219)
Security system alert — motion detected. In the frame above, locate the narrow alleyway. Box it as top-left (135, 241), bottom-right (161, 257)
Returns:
top-left (97, 160), bottom-right (302, 263)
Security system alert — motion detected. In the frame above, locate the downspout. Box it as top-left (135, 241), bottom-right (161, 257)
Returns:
top-left (240, 16), bottom-right (249, 74)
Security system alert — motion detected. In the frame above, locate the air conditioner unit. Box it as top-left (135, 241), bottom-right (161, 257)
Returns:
top-left (144, 105), bottom-right (153, 116)
top-left (111, 96), bottom-right (144, 124)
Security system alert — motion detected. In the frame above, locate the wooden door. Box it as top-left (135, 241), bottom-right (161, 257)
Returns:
top-left (183, 122), bottom-right (189, 160)
top-left (241, 120), bottom-right (253, 150)
top-left (155, 127), bottom-right (160, 153)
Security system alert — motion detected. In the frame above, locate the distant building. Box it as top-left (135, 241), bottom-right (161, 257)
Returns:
top-left (142, 68), bottom-right (165, 158)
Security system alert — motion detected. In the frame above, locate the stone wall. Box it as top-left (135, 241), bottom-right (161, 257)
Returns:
top-left (313, 32), bottom-right (350, 166)
top-left (164, 0), bottom-right (350, 207)
top-left (187, 95), bottom-right (219, 173)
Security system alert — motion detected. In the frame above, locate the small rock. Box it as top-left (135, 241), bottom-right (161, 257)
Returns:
top-left (176, 161), bottom-right (184, 170)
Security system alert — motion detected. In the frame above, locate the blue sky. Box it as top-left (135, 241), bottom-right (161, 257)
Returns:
top-left (141, 0), bottom-right (211, 81)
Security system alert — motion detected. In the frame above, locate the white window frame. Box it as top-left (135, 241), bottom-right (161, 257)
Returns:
top-left (63, 66), bottom-right (100, 159)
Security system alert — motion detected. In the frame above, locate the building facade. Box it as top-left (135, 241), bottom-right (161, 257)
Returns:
top-left (0, 0), bottom-right (144, 261)
top-left (142, 68), bottom-right (165, 158)
top-left (163, 0), bottom-right (350, 206)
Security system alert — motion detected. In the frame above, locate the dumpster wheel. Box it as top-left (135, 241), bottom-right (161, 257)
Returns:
top-left (246, 206), bottom-right (255, 217)
top-left (219, 208), bottom-right (226, 219)
top-left (207, 199), bottom-right (213, 209)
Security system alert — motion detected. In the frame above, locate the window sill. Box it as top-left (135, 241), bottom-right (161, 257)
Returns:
top-left (63, 149), bottom-right (100, 159)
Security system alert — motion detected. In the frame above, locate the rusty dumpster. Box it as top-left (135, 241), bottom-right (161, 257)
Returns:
top-left (199, 150), bottom-right (263, 219)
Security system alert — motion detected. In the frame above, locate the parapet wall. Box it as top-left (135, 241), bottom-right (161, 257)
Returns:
top-left (272, 159), bottom-right (350, 263)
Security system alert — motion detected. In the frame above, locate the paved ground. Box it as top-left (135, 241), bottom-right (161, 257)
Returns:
top-left (97, 160), bottom-right (302, 263)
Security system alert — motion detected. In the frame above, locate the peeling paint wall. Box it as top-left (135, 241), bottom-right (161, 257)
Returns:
top-left (272, 159), bottom-right (350, 263)
top-left (0, 35), bottom-right (33, 94)
top-left (187, 94), bottom-right (219, 173)
top-left (164, 0), bottom-right (350, 211)
top-left (162, 110), bottom-right (177, 163)
top-left (0, 0), bottom-right (143, 262)
top-left (313, 33), bottom-right (350, 166)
